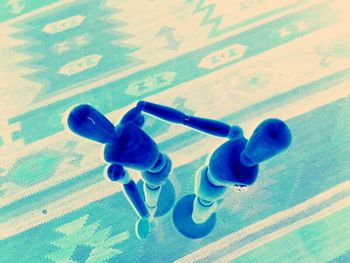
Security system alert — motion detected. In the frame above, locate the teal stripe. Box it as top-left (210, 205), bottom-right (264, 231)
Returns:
top-left (159, 68), bottom-right (350, 151)
top-left (3, 68), bottom-right (349, 221)
top-left (233, 206), bottom-right (350, 263)
top-left (9, 2), bottom-right (337, 145)
top-left (0, 167), bottom-right (103, 223)
top-left (11, 0), bottom-right (142, 102)
top-left (1, 97), bottom-right (350, 262)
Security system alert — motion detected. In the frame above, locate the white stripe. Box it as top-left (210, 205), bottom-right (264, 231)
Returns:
top-left (0, 179), bottom-right (121, 240)
top-left (0, 66), bottom-right (349, 208)
top-left (217, 195), bottom-right (350, 262)
top-left (3, 0), bottom-right (325, 117)
top-left (0, 22), bottom-right (348, 207)
top-left (175, 180), bottom-right (350, 263)
top-left (1, 168), bottom-right (349, 247)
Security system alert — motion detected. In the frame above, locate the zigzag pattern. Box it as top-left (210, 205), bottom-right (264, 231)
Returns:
top-left (192, 0), bottom-right (223, 38)
top-left (192, 0), bottom-right (309, 38)
top-left (46, 215), bottom-right (129, 262)
top-left (11, 0), bottom-right (142, 102)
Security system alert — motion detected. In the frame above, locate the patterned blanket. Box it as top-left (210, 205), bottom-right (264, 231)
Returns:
top-left (1, 0), bottom-right (349, 262)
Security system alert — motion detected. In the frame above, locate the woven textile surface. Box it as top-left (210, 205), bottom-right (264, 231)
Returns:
top-left (1, 0), bottom-right (350, 262)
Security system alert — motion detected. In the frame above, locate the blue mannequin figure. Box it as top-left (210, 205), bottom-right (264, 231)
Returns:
top-left (66, 104), bottom-right (174, 239)
top-left (66, 101), bottom-right (292, 240)
top-left (129, 101), bottom-right (292, 239)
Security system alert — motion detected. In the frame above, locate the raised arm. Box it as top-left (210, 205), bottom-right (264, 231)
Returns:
top-left (121, 100), bottom-right (243, 139)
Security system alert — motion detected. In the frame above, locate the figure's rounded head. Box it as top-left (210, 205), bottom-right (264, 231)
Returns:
top-left (259, 118), bottom-right (292, 149)
top-left (240, 118), bottom-right (292, 166)
top-left (67, 104), bottom-right (115, 144)
top-left (67, 104), bottom-right (91, 128)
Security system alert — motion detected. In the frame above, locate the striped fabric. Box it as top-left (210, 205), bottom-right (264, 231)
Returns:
top-left (0, 0), bottom-right (349, 262)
